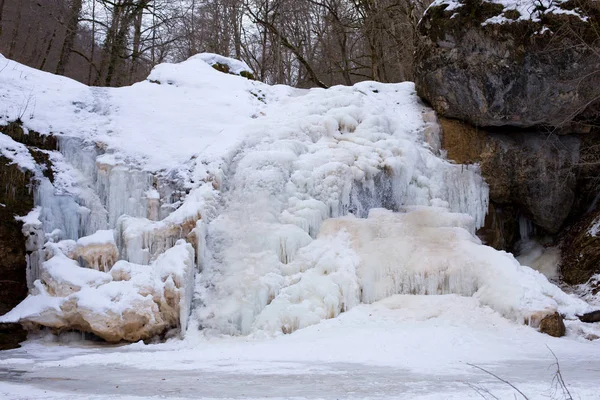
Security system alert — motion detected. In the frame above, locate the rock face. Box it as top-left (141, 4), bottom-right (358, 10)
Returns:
top-left (539, 312), bottom-right (566, 337)
top-left (0, 155), bottom-right (32, 318)
top-left (440, 118), bottom-right (579, 236)
top-left (415, 0), bottom-right (600, 131)
top-left (561, 209), bottom-right (600, 284)
top-left (416, 1), bottom-right (600, 284)
top-left (0, 123), bottom-right (49, 349)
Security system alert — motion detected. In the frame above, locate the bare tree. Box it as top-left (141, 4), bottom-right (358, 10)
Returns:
top-left (56, 0), bottom-right (83, 75)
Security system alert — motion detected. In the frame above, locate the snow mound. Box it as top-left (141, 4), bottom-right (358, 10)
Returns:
top-left (254, 207), bottom-right (590, 334)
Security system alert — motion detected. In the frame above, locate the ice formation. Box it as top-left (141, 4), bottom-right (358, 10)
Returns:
top-left (0, 51), bottom-right (593, 341)
top-left (253, 208), bottom-right (589, 335)
top-left (1, 241), bottom-right (195, 342)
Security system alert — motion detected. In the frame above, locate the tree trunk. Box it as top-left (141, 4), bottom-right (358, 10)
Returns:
top-left (0, 0), bottom-right (6, 38)
top-left (88, 0), bottom-right (97, 85)
top-left (56, 0), bottom-right (84, 76)
top-left (96, 2), bottom-right (123, 86)
top-left (8, 1), bottom-right (23, 59)
top-left (129, 5), bottom-right (144, 82)
top-left (40, 29), bottom-right (58, 71)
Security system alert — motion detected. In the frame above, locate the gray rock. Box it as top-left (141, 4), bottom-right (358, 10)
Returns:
top-left (415, 0), bottom-right (600, 130)
top-left (439, 117), bottom-right (579, 234)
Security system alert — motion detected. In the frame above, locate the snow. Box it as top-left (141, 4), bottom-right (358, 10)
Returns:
top-left (0, 53), bottom-right (260, 174)
top-left (42, 248), bottom-right (112, 293)
top-left (15, 206), bottom-right (42, 225)
top-left (429, 0), bottom-right (587, 25)
top-left (76, 229), bottom-right (115, 247)
top-left (0, 131), bottom-right (36, 171)
top-left (196, 53), bottom-right (253, 76)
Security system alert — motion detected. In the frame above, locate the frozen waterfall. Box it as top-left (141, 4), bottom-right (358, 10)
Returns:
top-left (0, 53), bottom-right (591, 343)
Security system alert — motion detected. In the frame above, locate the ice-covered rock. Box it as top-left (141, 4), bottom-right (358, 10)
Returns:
top-left (0, 241), bottom-right (195, 342)
top-left (74, 230), bottom-right (118, 272)
top-left (0, 242), bottom-right (195, 342)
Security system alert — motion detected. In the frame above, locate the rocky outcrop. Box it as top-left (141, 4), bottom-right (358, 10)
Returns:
top-left (0, 155), bottom-right (33, 318)
top-left (440, 118), bottom-right (579, 236)
top-left (416, 1), bottom-right (600, 285)
top-left (0, 128), bottom-right (38, 350)
top-left (0, 122), bottom-right (58, 349)
top-left (579, 310), bottom-right (600, 323)
top-left (416, 0), bottom-right (600, 131)
top-left (0, 323), bottom-right (27, 350)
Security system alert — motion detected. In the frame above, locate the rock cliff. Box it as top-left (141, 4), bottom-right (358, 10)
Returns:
top-left (416, 0), bottom-right (600, 131)
top-left (416, 0), bottom-right (600, 283)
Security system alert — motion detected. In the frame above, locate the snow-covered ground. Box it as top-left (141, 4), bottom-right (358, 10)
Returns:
top-left (1, 51), bottom-right (599, 399)
top-left (2, 295), bottom-right (600, 399)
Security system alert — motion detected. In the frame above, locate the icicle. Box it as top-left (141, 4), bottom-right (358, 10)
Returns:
top-left (16, 207), bottom-right (45, 289)
top-left (519, 215), bottom-right (535, 240)
top-left (75, 230), bottom-right (119, 272)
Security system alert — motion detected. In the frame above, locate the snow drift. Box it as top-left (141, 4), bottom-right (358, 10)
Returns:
top-left (0, 52), bottom-right (592, 341)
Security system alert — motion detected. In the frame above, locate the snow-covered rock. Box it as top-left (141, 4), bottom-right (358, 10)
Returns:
top-left (0, 241), bottom-right (195, 342)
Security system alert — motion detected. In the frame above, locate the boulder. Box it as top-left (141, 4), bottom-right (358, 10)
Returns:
top-left (539, 312), bottom-right (566, 337)
top-left (0, 323), bottom-right (27, 350)
top-left (440, 118), bottom-right (579, 235)
top-left (415, 0), bottom-right (600, 131)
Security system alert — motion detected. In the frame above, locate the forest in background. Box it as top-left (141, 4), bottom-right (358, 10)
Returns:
top-left (0, 0), bottom-right (431, 88)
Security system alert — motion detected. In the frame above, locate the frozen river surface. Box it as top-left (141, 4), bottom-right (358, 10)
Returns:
top-left (2, 295), bottom-right (600, 400)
